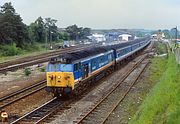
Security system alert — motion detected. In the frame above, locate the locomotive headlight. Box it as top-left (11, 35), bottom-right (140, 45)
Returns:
top-left (58, 76), bottom-right (61, 79)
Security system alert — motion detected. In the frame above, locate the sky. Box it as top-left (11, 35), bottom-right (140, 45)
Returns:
top-left (0, 0), bottom-right (180, 30)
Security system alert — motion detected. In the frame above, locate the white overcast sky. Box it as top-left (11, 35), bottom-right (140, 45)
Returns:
top-left (0, 0), bottom-right (180, 30)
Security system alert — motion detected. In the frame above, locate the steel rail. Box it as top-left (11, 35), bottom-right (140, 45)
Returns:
top-left (0, 46), bottom-right (74, 67)
top-left (10, 41), bottom-right (151, 123)
top-left (101, 61), bottom-right (149, 124)
top-left (10, 97), bottom-right (58, 124)
top-left (75, 55), bottom-right (148, 124)
top-left (0, 44), bottom-right (96, 73)
top-left (20, 56), bottom-right (146, 124)
top-left (0, 80), bottom-right (46, 110)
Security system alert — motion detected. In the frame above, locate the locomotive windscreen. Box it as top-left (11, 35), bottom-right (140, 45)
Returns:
top-left (47, 63), bottom-right (73, 72)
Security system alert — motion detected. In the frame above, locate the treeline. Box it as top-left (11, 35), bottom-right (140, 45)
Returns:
top-left (0, 2), bottom-right (29, 48)
top-left (151, 29), bottom-right (180, 39)
top-left (161, 29), bottom-right (180, 39)
top-left (0, 2), bottom-right (91, 56)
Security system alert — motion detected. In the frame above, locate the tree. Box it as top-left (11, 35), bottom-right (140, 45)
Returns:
top-left (66, 24), bottom-right (80, 40)
top-left (45, 18), bottom-right (58, 42)
top-left (162, 29), bottom-right (171, 39)
top-left (35, 17), bottom-right (46, 42)
top-left (59, 32), bottom-right (69, 41)
top-left (0, 2), bottom-right (29, 48)
top-left (66, 25), bottom-right (91, 40)
top-left (82, 27), bottom-right (91, 38)
top-left (0, 11), bottom-right (4, 44)
top-left (170, 28), bottom-right (178, 39)
top-left (28, 17), bottom-right (46, 42)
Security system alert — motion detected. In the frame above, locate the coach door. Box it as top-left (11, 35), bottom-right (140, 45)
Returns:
top-left (82, 64), bottom-right (89, 79)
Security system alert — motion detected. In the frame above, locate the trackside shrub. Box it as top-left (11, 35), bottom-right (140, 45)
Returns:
top-left (0, 43), bottom-right (21, 56)
top-left (39, 67), bottom-right (45, 72)
top-left (24, 68), bottom-right (31, 76)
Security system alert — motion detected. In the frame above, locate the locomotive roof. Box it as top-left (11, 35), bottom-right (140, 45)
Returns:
top-left (51, 46), bottom-right (112, 64)
top-left (50, 37), bottom-right (149, 64)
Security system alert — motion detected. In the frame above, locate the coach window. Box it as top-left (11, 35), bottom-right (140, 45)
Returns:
top-left (100, 57), bottom-right (103, 62)
top-left (108, 54), bottom-right (112, 61)
top-left (92, 60), bottom-right (96, 66)
top-left (74, 64), bottom-right (78, 71)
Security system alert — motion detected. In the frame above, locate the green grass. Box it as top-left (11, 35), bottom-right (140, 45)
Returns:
top-left (0, 41), bottom-right (64, 62)
top-left (154, 41), bottom-right (168, 55)
top-left (0, 42), bottom-right (47, 62)
top-left (129, 54), bottom-right (180, 124)
top-left (148, 57), bottom-right (168, 84)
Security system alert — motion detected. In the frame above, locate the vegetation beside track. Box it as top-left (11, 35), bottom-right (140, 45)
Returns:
top-left (0, 42), bottom-right (44, 54)
top-left (154, 41), bottom-right (168, 55)
top-left (0, 2), bottom-right (91, 60)
top-left (0, 43), bottom-right (47, 62)
top-left (130, 42), bottom-right (180, 124)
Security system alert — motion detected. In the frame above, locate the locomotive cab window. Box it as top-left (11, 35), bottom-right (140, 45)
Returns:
top-left (47, 64), bottom-right (59, 72)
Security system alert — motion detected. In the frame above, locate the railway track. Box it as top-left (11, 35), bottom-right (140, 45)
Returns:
top-left (0, 80), bottom-right (46, 111)
top-left (0, 44), bottom-right (97, 73)
top-left (10, 97), bottom-right (71, 124)
top-left (9, 54), bottom-right (149, 124)
top-left (74, 57), bottom-right (149, 124)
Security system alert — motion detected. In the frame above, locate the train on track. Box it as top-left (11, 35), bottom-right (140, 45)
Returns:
top-left (45, 37), bottom-right (151, 96)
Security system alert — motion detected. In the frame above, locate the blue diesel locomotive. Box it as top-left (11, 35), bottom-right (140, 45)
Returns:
top-left (46, 37), bottom-right (151, 96)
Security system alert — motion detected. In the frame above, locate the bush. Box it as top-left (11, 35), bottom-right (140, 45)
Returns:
top-left (39, 67), bottom-right (45, 72)
top-left (154, 42), bottom-right (167, 55)
top-left (24, 68), bottom-right (31, 76)
top-left (0, 43), bottom-right (21, 56)
top-left (23, 42), bottom-right (40, 51)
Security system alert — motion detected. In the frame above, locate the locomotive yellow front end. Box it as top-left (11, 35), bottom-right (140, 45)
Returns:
top-left (47, 72), bottom-right (74, 88)
top-left (46, 62), bottom-right (75, 96)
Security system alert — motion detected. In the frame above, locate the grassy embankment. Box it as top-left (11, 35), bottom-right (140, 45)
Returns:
top-left (0, 42), bottom-right (49, 62)
top-left (130, 41), bottom-right (180, 124)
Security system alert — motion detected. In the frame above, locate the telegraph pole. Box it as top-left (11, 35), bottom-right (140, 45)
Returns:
top-left (175, 26), bottom-right (178, 48)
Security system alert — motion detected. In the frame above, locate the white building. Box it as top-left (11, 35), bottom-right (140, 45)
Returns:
top-left (119, 34), bottom-right (132, 41)
top-left (92, 34), bottom-right (106, 42)
top-left (87, 33), bottom-right (106, 43)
